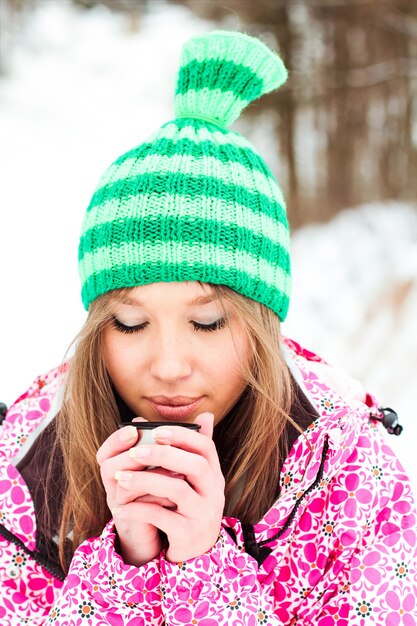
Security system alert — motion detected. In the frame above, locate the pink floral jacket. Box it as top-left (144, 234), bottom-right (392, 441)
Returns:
top-left (0, 339), bottom-right (416, 625)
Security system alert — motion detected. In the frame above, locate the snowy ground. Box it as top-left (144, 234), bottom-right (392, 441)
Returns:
top-left (1, 1), bottom-right (416, 494)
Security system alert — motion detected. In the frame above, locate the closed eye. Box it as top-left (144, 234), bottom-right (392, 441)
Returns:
top-left (192, 318), bottom-right (227, 332)
top-left (111, 317), bottom-right (148, 334)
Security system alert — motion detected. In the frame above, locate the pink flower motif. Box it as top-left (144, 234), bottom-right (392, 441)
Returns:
top-left (274, 563), bottom-right (296, 603)
top-left (19, 514), bottom-right (34, 535)
top-left (299, 541), bottom-right (329, 586)
top-left (318, 602), bottom-right (350, 626)
top-left (10, 485), bottom-right (25, 505)
top-left (299, 510), bottom-right (313, 532)
top-left (39, 398), bottom-right (50, 412)
top-left (384, 590), bottom-right (416, 626)
top-left (264, 508), bottom-right (280, 525)
top-left (63, 573), bottom-right (81, 591)
top-left (177, 581), bottom-right (203, 602)
top-left (351, 550), bottom-right (382, 587)
top-left (106, 612), bottom-right (124, 626)
top-left (173, 607), bottom-right (193, 623)
top-left (126, 619), bottom-right (149, 626)
top-left (127, 571), bottom-right (160, 604)
top-left (377, 507), bottom-right (416, 551)
top-left (275, 601), bottom-right (295, 624)
top-left (330, 473), bottom-right (373, 523)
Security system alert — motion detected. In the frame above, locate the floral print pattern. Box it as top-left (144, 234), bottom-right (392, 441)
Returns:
top-left (0, 341), bottom-right (416, 624)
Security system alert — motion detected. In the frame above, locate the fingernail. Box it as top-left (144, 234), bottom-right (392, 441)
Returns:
top-left (154, 428), bottom-right (173, 441)
top-left (129, 446), bottom-right (151, 458)
top-left (120, 426), bottom-right (137, 442)
top-left (114, 470), bottom-right (132, 481)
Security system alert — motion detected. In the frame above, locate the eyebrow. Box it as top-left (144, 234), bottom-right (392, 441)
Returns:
top-left (118, 294), bottom-right (216, 307)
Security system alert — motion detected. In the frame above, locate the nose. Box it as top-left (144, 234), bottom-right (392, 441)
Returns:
top-left (149, 330), bottom-right (192, 383)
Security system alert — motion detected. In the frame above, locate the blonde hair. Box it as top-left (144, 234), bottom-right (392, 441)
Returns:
top-left (53, 285), bottom-right (293, 571)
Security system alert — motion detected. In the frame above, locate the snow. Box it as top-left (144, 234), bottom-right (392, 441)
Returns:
top-left (1, 1), bottom-right (416, 494)
top-left (283, 202), bottom-right (417, 492)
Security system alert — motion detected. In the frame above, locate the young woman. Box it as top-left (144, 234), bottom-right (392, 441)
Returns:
top-left (0, 30), bottom-right (416, 626)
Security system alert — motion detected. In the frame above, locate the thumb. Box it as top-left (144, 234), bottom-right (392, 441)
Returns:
top-left (194, 412), bottom-right (214, 439)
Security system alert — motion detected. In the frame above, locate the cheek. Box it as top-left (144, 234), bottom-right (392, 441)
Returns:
top-left (102, 332), bottom-right (129, 380)
top-left (214, 336), bottom-right (248, 384)
top-left (227, 326), bottom-right (252, 367)
top-left (102, 332), bottom-right (116, 368)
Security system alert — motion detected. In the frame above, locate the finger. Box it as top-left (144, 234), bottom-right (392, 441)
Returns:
top-left (128, 444), bottom-right (208, 492)
top-left (112, 500), bottom-right (178, 532)
top-left (96, 425), bottom-right (139, 465)
top-left (115, 457), bottom-right (220, 508)
top-left (111, 481), bottom-right (177, 509)
top-left (108, 464), bottom-right (185, 509)
top-left (151, 415), bottom-right (221, 476)
top-left (110, 476), bottom-right (170, 509)
top-left (135, 494), bottom-right (177, 509)
top-left (100, 445), bottom-right (159, 486)
top-left (194, 412), bottom-right (214, 438)
top-left (113, 474), bottom-right (199, 518)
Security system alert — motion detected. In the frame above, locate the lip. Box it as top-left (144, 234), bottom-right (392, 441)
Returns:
top-left (147, 396), bottom-right (204, 420)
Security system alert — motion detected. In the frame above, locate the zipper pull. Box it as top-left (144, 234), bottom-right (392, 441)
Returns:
top-left (371, 407), bottom-right (403, 436)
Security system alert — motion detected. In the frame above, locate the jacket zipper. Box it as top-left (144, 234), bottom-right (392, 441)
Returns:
top-left (0, 523), bottom-right (65, 581)
top-left (239, 435), bottom-right (330, 566)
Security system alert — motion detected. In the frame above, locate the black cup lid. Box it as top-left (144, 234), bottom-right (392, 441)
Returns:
top-left (120, 421), bottom-right (201, 430)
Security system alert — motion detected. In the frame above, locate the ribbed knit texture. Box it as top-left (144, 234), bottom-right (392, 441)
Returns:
top-left (78, 30), bottom-right (292, 320)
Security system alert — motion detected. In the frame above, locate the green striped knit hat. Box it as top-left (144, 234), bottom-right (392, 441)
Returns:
top-left (78, 30), bottom-right (291, 320)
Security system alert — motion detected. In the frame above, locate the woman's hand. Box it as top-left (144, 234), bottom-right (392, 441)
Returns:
top-left (113, 413), bottom-right (225, 563)
top-left (96, 425), bottom-right (166, 567)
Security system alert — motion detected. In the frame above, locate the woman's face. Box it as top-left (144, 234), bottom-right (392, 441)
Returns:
top-left (102, 282), bottom-right (252, 425)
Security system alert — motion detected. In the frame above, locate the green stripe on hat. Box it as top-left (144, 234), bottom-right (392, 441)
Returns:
top-left (78, 215), bottom-right (290, 271)
top-left (79, 240), bottom-right (290, 289)
top-left (98, 140), bottom-right (281, 200)
top-left (80, 243), bottom-right (291, 319)
top-left (107, 118), bottom-right (275, 170)
top-left (94, 152), bottom-right (284, 206)
top-left (82, 193), bottom-right (288, 249)
top-left (81, 263), bottom-right (290, 321)
top-left (177, 59), bottom-right (264, 100)
top-left (86, 172), bottom-right (288, 228)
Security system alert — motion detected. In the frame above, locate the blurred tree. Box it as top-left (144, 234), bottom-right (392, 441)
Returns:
top-left (3, 0), bottom-right (415, 226)
top-left (166, 0), bottom-right (417, 227)
top-left (0, 0), bottom-right (36, 75)
top-left (72, 0), bottom-right (147, 10)
top-left (72, 0), bottom-right (145, 31)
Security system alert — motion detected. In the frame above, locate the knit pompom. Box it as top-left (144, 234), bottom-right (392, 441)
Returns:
top-left (174, 30), bottom-right (288, 128)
